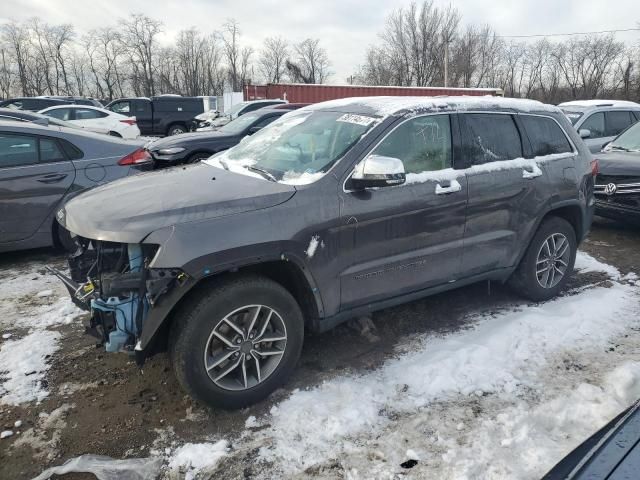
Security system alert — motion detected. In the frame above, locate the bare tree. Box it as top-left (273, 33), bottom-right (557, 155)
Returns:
top-left (123, 14), bottom-right (162, 97)
top-left (287, 38), bottom-right (331, 84)
top-left (258, 37), bottom-right (288, 83)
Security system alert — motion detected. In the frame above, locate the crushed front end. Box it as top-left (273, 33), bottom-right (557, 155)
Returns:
top-left (48, 240), bottom-right (188, 361)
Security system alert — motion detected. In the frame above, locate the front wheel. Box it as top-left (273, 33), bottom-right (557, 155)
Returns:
top-left (509, 216), bottom-right (577, 302)
top-left (167, 124), bottom-right (186, 136)
top-left (169, 275), bottom-right (304, 409)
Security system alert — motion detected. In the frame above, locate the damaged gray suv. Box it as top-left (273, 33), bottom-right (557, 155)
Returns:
top-left (52, 96), bottom-right (595, 409)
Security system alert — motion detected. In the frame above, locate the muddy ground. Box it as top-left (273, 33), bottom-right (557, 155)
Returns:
top-left (0, 217), bottom-right (638, 480)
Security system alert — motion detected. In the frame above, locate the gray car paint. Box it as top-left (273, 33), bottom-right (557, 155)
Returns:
top-left (0, 121), bottom-right (145, 253)
top-left (56, 99), bottom-right (595, 352)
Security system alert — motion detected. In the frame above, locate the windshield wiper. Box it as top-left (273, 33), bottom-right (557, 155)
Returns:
top-left (609, 145), bottom-right (631, 152)
top-left (245, 165), bottom-right (277, 182)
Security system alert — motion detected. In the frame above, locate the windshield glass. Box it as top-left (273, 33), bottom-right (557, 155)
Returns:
top-left (561, 109), bottom-right (584, 125)
top-left (30, 112), bottom-right (81, 130)
top-left (218, 113), bottom-right (261, 135)
top-left (204, 110), bottom-right (377, 184)
top-left (225, 102), bottom-right (248, 119)
top-left (607, 122), bottom-right (640, 152)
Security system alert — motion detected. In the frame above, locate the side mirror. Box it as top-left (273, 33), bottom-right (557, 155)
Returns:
top-left (247, 126), bottom-right (261, 135)
top-left (351, 155), bottom-right (405, 190)
top-left (601, 142), bottom-right (611, 152)
top-left (579, 129), bottom-right (591, 139)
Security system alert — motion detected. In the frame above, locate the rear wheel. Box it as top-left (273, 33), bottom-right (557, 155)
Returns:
top-left (186, 152), bottom-right (212, 164)
top-left (509, 216), bottom-right (577, 301)
top-left (167, 124), bottom-right (187, 136)
top-left (54, 222), bottom-right (77, 253)
top-left (169, 275), bottom-right (304, 409)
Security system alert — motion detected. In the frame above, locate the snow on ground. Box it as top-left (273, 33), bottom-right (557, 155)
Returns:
top-left (0, 258), bottom-right (83, 405)
top-left (158, 251), bottom-right (639, 479)
top-left (167, 441), bottom-right (230, 480)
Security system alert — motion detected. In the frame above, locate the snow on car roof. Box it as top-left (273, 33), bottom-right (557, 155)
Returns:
top-left (559, 99), bottom-right (640, 108)
top-left (303, 95), bottom-right (559, 117)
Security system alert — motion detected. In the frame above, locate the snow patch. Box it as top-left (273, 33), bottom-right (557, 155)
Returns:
top-left (0, 330), bottom-right (60, 405)
top-left (305, 235), bottom-right (321, 258)
top-left (575, 251), bottom-right (621, 280)
top-left (167, 440), bottom-right (230, 480)
top-left (1, 430), bottom-right (13, 439)
top-left (255, 281), bottom-right (638, 474)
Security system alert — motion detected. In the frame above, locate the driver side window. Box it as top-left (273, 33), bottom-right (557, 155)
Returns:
top-left (372, 115), bottom-right (452, 174)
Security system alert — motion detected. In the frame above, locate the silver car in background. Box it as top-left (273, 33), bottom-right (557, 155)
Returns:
top-left (559, 100), bottom-right (640, 153)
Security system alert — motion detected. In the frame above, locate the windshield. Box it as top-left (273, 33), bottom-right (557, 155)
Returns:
top-left (204, 110), bottom-right (377, 184)
top-left (218, 113), bottom-right (262, 135)
top-left (607, 122), bottom-right (640, 152)
top-left (30, 112), bottom-right (81, 130)
top-left (225, 102), bottom-right (248, 119)
top-left (561, 109), bottom-right (584, 125)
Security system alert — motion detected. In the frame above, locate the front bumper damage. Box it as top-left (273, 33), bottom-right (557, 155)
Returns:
top-left (48, 240), bottom-right (189, 363)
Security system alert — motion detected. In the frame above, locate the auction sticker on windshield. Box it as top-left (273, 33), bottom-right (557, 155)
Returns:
top-left (336, 114), bottom-right (376, 126)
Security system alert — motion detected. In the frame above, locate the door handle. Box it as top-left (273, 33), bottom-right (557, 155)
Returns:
top-left (522, 166), bottom-right (542, 179)
top-left (435, 179), bottom-right (462, 195)
top-left (37, 173), bottom-right (68, 183)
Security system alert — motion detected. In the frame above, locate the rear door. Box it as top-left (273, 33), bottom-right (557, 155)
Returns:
top-left (458, 112), bottom-right (539, 275)
top-left (338, 113), bottom-right (468, 308)
top-left (70, 107), bottom-right (111, 134)
top-left (0, 132), bottom-right (75, 243)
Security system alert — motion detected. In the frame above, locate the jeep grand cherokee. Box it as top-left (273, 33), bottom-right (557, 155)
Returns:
top-left (51, 96), bottom-right (595, 409)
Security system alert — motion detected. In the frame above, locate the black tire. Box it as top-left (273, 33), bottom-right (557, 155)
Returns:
top-left (54, 222), bottom-right (77, 253)
top-left (509, 216), bottom-right (577, 302)
top-left (169, 275), bottom-right (304, 409)
top-left (108, 131), bottom-right (122, 137)
top-left (186, 152), bottom-right (211, 164)
top-left (167, 124), bottom-right (187, 136)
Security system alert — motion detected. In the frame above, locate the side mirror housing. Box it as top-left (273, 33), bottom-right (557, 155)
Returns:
top-left (351, 155), bottom-right (406, 190)
top-left (579, 129), bottom-right (591, 139)
top-left (247, 126), bottom-right (261, 135)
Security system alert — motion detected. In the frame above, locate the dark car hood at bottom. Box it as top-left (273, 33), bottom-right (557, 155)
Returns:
top-left (59, 163), bottom-right (296, 243)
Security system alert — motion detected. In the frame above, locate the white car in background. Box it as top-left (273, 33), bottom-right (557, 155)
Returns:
top-left (38, 105), bottom-right (141, 139)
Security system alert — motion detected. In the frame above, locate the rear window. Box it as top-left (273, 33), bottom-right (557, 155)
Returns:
top-left (520, 115), bottom-right (573, 157)
top-left (561, 110), bottom-right (583, 125)
top-left (460, 113), bottom-right (523, 167)
top-left (606, 111), bottom-right (636, 137)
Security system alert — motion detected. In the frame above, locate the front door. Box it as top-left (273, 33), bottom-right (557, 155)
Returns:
top-left (0, 133), bottom-right (75, 243)
top-left (338, 114), bottom-right (468, 309)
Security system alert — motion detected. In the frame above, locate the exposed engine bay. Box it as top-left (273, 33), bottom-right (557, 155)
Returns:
top-left (48, 240), bottom-right (187, 356)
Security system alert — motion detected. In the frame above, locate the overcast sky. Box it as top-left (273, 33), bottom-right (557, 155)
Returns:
top-left (1, 0), bottom-right (639, 83)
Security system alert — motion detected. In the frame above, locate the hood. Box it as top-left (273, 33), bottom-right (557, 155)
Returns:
top-left (59, 163), bottom-right (296, 243)
top-left (147, 131), bottom-right (234, 150)
top-left (596, 151), bottom-right (640, 177)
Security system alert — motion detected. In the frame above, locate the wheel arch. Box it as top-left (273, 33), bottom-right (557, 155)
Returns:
top-left (141, 256), bottom-right (322, 358)
top-left (166, 122), bottom-right (188, 135)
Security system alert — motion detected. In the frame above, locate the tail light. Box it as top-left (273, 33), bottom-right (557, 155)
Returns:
top-left (590, 159), bottom-right (599, 177)
top-left (120, 119), bottom-right (137, 126)
top-left (118, 148), bottom-right (152, 166)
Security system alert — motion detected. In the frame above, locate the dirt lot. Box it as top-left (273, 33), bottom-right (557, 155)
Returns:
top-left (0, 217), bottom-right (639, 480)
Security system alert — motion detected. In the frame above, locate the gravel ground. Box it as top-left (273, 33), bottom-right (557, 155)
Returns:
top-left (0, 217), bottom-right (638, 480)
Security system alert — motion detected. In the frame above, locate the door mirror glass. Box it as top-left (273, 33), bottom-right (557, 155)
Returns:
top-left (351, 154), bottom-right (406, 189)
top-left (579, 129), bottom-right (591, 139)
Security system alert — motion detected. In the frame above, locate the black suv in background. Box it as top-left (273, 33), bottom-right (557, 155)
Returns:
top-left (146, 107), bottom-right (304, 167)
top-left (53, 96), bottom-right (595, 409)
top-left (106, 96), bottom-right (215, 136)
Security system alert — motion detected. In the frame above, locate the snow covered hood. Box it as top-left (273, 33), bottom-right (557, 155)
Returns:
top-left (301, 95), bottom-right (560, 118)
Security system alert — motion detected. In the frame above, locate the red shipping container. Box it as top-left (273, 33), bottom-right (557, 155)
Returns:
top-left (244, 83), bottom-right (503, 103)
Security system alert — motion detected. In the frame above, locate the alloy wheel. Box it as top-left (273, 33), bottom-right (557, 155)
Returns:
top-left (203, 305), bottom-right (287, 391)
top-left (535, 233), bottom-right (570, 289)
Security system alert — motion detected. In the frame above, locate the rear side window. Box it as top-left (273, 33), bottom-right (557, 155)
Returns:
top-left (520, 115), bottom-right (572, 156)
top-left (74, 108), bottom-right (108, 120)
top-left (47, 108), bottom-right (72, 121)
top-left (606, 111), bottom-right (635, 137)
top-left (110, 101), bottom-right (131, 114)
top-left (581, 112), bottom-right (605, 138)
top-left (460, 113), bottom-right (522, 166)
top-left (372, 115), bottom-right (452, 174)
top-left (39, 138), bottom-right (66, 163)
top-left (0, 133), bottom-right (38, 167)
top-left (59, 139), bottom-right (84, 160)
